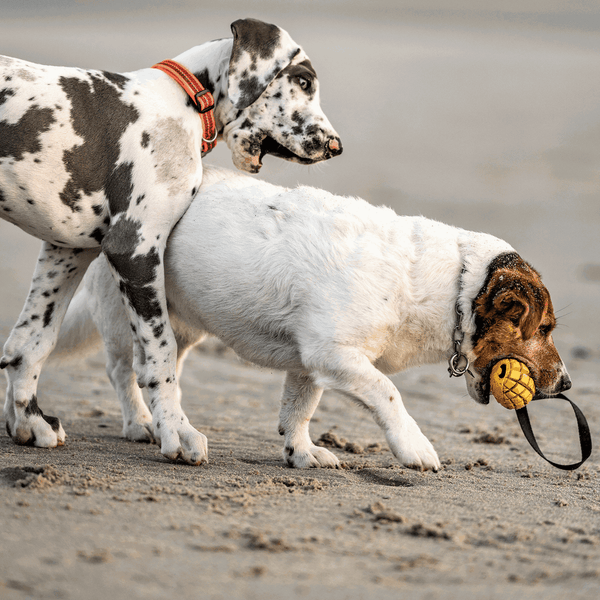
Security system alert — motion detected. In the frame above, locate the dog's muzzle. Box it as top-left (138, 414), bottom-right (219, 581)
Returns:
top-left (259, 134), bottom-right (343, 164)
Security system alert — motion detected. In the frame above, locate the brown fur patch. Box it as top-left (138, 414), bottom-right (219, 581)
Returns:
top-left (472, 253), bottom-right (564, 395)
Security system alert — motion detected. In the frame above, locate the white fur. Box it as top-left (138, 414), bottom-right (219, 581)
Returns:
top-left (55, 166), bottom-right (516, 471)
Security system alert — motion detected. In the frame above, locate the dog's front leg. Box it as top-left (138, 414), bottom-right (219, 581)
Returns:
top-left (278, 371), bottom-right (339, 468)
top-left (2, 243), bottom-right (100, 446)
top-left (310, 350), bottom-right (441, 471)
top-left (102, 227), bottom-right (207, 465)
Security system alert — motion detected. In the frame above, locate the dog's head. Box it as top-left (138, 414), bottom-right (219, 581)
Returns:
top-left (465, 252), bottom-right (571, 404)
top-left (222, 18), bottom-right (342, 173)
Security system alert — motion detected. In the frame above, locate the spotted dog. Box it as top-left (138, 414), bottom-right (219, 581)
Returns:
top-left (0, 19), bottom-right (342, 463)
top-left (52, 166), bottom-right (570, 470)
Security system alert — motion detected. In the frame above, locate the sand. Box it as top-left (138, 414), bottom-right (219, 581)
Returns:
top-left (1, 2), bottom-right (599, 599)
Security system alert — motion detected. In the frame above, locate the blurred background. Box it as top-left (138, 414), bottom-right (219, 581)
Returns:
top-left (1, 0), bottom-right (599, 352)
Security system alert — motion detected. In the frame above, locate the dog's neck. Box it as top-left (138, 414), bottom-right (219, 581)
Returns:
top-left (173, 38), bottom-right (235, 133)
top-left (454, 232), bottom-right (514, 357)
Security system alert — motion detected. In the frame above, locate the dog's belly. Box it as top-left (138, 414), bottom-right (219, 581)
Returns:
top-left (218, 327), bottom-right (304, 371)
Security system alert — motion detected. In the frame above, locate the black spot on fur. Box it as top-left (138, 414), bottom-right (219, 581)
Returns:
top-left (42, 302), bottom-right (55, 327)
top-left (42, 414), bottom-right (61, 433)
top-left (105, 161), bottom-right (134, 215)
top-left (291, 111), bottom-right (306, 135)
top-left (236, 75), bottom-right (263, 108)
top-left (89, 228), bottom-right (104, 243)
top-left (22, 395), bottom-right (61, 433)
top-left (58, 74), bottom-right (139, 212)
top-left (193, 68), bottom-right (212, 93)
top-left (282, 59), bottom-right (317, 79)
top-left (0, 88), bottom-right (15, 106)
top-left (153, 323), bottom-right (164, 338)
top-left (102, 218), bottom-right (163, 322)
top-left (92, 204), bottom-right (103, 216)
top-left (0, 105), bottom-right (56, 161)
top-left (0, 354), bottom-right (22, 370)
top-left (24, 395), bottom-right (42, 418)
top-left (101, 71), bottom-right (130, 90)
top-left (148, 380), bottom-right (159, 390)
top-left (302, 136), bottom-right (321, 155)
top-left (141, 131), bottom-right (150, 148)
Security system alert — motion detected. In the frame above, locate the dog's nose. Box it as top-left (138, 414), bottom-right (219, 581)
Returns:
top-left (559, 373), bottom-right (572, 393)
top-left (326, 137), bottom-right (343, 156)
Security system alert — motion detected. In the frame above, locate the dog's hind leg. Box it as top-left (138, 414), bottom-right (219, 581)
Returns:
top-left (309, 349), bottom-right (441, 471)
top-left (80, 255), bottom-right (154, 443)
top-left (278, 371), bottom-right (339, 468)
top-left (1, 243), bottom-right (99, 447)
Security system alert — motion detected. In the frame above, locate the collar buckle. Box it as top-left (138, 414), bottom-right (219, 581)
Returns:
top-left (194, 89), bottom-right (215, 114)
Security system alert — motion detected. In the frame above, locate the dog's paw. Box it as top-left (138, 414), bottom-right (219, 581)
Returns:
top-left (7, 413), bottom-right (66, 448)
top-left (388, 421), bottom-right (441, 472)
top-left (283, 444), bottom-right (340, 469)
top-left (154, 417), bottom-right (208, 465)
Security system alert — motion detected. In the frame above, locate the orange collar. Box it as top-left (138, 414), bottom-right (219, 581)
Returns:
top-left (152, 59), bottom-right (217, 155)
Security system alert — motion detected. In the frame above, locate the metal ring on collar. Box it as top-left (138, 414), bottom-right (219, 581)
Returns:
top-left (203, 129), bottom-right (218, 144)
top-left (448, 351), bottom-right (470, 377)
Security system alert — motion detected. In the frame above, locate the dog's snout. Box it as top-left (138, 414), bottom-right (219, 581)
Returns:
top-left (326, 137), bottom-right (343, 156)
top-left (558, 372), bottom-right (572, 393)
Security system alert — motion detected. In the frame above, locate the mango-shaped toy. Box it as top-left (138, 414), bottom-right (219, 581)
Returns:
top-left (490, 358), bottom-right (535, 410)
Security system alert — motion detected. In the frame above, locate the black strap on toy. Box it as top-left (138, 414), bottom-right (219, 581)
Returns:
top-left (516, 393), bottom-right (592, 470)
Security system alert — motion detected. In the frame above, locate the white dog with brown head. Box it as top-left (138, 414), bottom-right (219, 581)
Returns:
top-left (52, 166), bottom-right (570, 470)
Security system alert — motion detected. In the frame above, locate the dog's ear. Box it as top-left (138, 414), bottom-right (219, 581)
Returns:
top-left (228, 18), bottom-right (301, 109)
top-left (487, 271), bottom-right (549, 340)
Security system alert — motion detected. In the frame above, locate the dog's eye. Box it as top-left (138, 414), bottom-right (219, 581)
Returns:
top-left (297, 76), bottom-right (311, 91)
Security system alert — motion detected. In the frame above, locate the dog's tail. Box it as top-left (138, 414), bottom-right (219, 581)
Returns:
top-left (50, 288), bottom-right (103, 364)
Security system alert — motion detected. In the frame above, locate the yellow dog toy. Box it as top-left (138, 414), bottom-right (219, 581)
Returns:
top-left (490, 358), bottom-right (535, 410)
